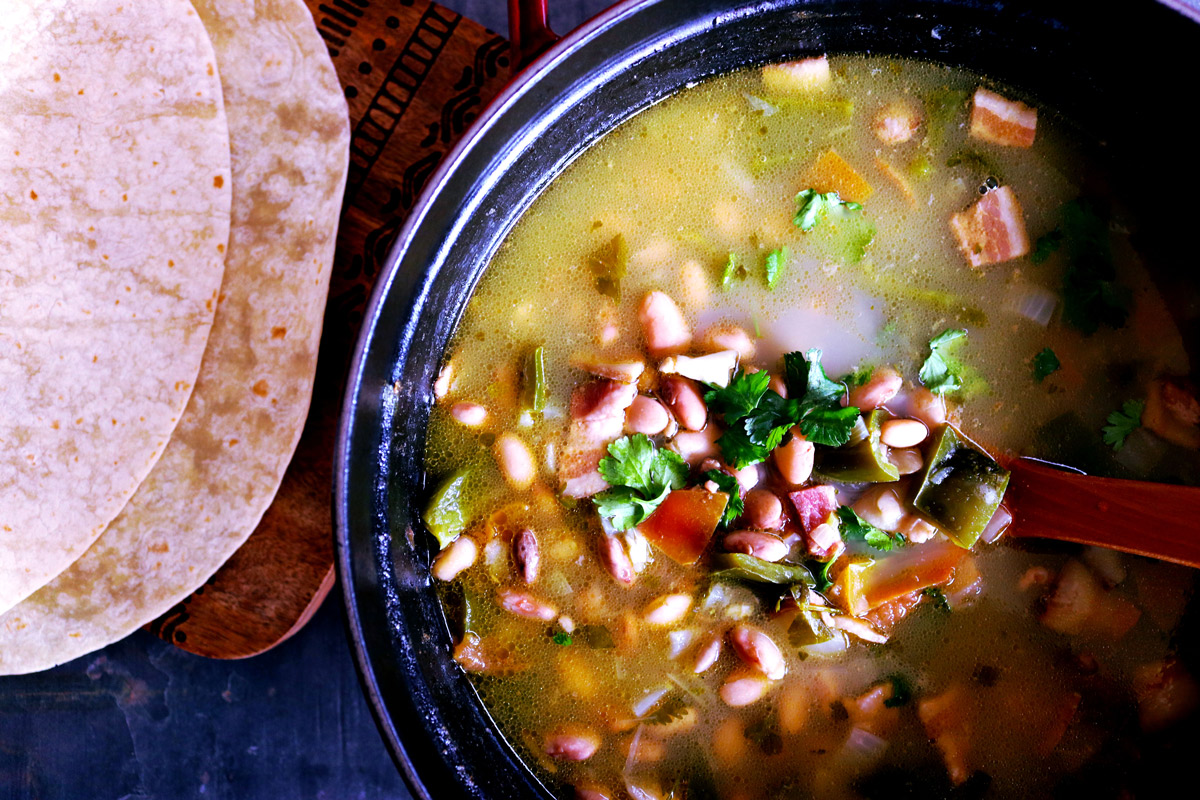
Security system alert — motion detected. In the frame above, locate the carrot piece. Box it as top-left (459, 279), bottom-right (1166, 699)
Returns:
top-left (861, 540), bottom-right (966, 610)
top-left (800, 149), bottom-right (874, 203)
top-left (638, 488), bottom-right (725, 565)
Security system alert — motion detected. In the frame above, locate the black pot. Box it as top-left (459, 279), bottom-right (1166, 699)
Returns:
top-left (334, 2), bottom-right (1200, 798)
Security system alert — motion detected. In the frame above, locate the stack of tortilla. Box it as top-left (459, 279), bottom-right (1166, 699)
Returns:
top-left (0, 0), bottom-right (350, 674)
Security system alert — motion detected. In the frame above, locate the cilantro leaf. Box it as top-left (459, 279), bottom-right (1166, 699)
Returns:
top-left (594, 435), bottom-right (688, 530)
top-left (814, 558), bottom-right (836, 592)
top-left (798, 405), bottom-right (861, 447)
top-left (704, 369), bottom-right (770, 422)
top-left (836, 506), bottom-right (901, 552)
top-left (793, 189), bottom-right (863, 232)
top-left (1102, 399), bottom-right (1144, 451)
top-left (721, 252), bottom-right (746, 288)
top-left (918, 328), bottom-right (967, 395)
top-left (552, 631), bottom-right (573, 646)
top-left (703, 469), bottom-right (744, 528)
top-left (1030, 228), bottom-right (1063, 265)
top-left (717, 424), bottom-right (772, 470)
top-left (765, 247), bottom-right (788, 290)
top-left (1032, 348), bottom-right (1061, 383)
top-left (841, 365), bottom-right (873, 390)
top-left (743, 391), bottom-right (802, 448)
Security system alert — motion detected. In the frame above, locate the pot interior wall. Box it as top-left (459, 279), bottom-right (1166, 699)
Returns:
top-left (338, 2), bottom-right (1200, 798)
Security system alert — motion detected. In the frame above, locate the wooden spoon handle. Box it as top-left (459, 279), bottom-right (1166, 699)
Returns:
top-left (1006, 458), bottom-right (1200, 568)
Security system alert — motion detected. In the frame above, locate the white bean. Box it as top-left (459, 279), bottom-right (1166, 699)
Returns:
top-left (848, 368), bottom-right (902, 410)
top-left (545, 730), bottom-right (600, 761)
top-left (625, 395), bottom-right (670, 435)
top-left (638, 291), bottom-right (691, 356)
top-left (729, 624), bottom-right (787, 679)
top-left (742, 489), bottom-right (784, 529)
top-left (774, 428), bottom-right (814, 485)
top-left (450, 401), bottom-right (488, 427)
top-left (853, 485), bottom-right (905, 532)
top-left (431, 536), bottom-right (477, 581)
top-left (494, 433), bottom-right (536, 489)
top-left (644, 593), bottom-right (693, 626)
top-left (720, 672), bottom-right (770, 707)
top-left (699, 324), bottom-right (755, 359)
top-left (724, 531), bottom-right (789, 563)
top-left (660, 376), bottom-right (707, 431)
top-left (880, 418), bottom-right (928, 448)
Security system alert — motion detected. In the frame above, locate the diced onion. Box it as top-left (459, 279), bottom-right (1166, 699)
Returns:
top-left (844, 726), bottom-right (889, 762)
top-left (980, 504), bottom-right (1013, 544)
top-left (623, 529), bottom-right (653, 573)
top-left (742, 92), bottom-right (779, 116)
top-left (667, 629), bottom-right (696, 659)
top-left (632, 687), bottom-right (670, 717)
top-left (1004, 283), bottom-right (1058, 327)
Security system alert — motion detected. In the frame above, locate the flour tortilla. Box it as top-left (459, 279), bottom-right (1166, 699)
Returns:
top-left (0, 0), bottom-right (349, 673)
top-left (0, 0), bottom-right (231, 613)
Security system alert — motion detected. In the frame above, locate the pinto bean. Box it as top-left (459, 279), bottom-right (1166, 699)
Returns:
top-left (497, 588), bottom-right (557, 621)
top-left (729, 624), bottom-right (787, 679)
top-left (450, 401), bottom-right (488, 427)
top-left (898, 514), bottom-right (938, 544)
top-left (847, 368), bottom-right (902, 410)
top-left (660, 375), bottom-right (707, 431)
top-left (431, 535), bottom-right (477, 581)
top-left (576, 787), bottom-right (612, 800)
top-left (880, 417), bottom-right (928, 448)
top-left (693, 633), bottom-right (723, 674)
top-left (774, 428), bottom-right (814, 485)
top-left (644, 593), bottom-right (693, 626)
top-left (598, 535), bottom-right (635, 586)
top-left (625, 395), bottom-right (670, 435)
top-left (671, 426), bottom-right (720, 465)
top-left (853, 485), bottom-right (905, 532)
top-left (720, 671), bottom-right (771, 707)
top-left (769, 373), bottom-right (788, 398)
top-left (639, 291), bottom-right (691, 357)
top-left (698, 323), bottom-right (756, 359)
top-left (908, 387), bottom-right (947, 427)
top-left (512, 528), bottom-right (540, 584)
top-left (742, 489), bottom-right (784, 529)
top-left (494, 433), bottom-right (536, 489)
top-left (545, 729), bottom-right (600, 761)
top-left (724, 531), bottom-right (789, 563)
top-left (779, 681), bottom-right (809, 734)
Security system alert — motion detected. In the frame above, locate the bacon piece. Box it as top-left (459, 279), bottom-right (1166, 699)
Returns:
top-left (949, 185), bottom-right (1030, 267)
top-left (1143, 377), bottom-right (1200, 449)
top-left (788, 485), bottom-right (839, 533)
top-left (969, 88), bottom-right (1037, 148)
top-left (872, 100), bottom-right (921, 145)
top-left (559, 379), bottom-right (638, 498)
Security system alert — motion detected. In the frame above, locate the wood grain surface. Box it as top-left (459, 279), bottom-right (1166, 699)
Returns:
top-left (145, 0), bottom-right (512, 658)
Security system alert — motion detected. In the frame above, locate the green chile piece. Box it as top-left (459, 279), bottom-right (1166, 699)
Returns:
top-left (815, 409), bottom-right (900, 483)
top-left (521, 345), bottom-right (548, 413)
top-left (787, 604), bottom-right (833, 647)
top-left (913, 425), bottom-right (1010, 548)
top-left (710, 553), bottom-right (816, 587)
top-left (423, 467), bottom-right (471, 549)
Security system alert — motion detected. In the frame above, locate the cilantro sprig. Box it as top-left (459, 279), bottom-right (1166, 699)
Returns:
top-left (593, 435), bottom-right (688, 530)
top-left (836, 506), bottom-right (904, 552)
top-left (1032, 348), bottom-right (1061, 383)
top-left (721, 252), bottom-right (746, 288)
top-left (703, 351), bottom-right (860, 469)
top-left (918, 328), bottom-right (967, 395)
top-left (703, 469), bottom-right (745, 529)
top-left (1102, 399), bottom-right (1144, 451)
top-left (765, 247), bottom-right (788, 290)
top-left (793, 189), bottom-right (863, 232)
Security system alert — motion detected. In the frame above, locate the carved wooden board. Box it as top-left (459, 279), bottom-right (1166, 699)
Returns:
top-left (146, 0), bottom-right (512, 658)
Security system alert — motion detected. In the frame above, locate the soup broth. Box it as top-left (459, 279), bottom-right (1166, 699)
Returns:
top-left (421, 55), bottom-right (1199, 799)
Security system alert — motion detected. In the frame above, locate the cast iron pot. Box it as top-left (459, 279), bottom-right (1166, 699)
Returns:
top-left (335, 1), bottom-right (1200, 798)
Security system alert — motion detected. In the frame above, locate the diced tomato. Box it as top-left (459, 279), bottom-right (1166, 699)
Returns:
top-left (800, 149), bottom-right (874, 203)
top-left (788, 485), bottom-right (839, 533)
top-left (861, 540), bottom-right (966, 610)
top-left (949, 185), bottom-right (1030, 267)
top-left (969, 88), bottom-right (1037, 148)
top-left (862, 590), bottom-right (922, 634)
top-left (638, 488), bottom-right (725, 565)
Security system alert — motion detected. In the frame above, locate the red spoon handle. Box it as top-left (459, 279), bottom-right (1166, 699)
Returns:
top-left (1006, 458), bottom-right (1200, 568)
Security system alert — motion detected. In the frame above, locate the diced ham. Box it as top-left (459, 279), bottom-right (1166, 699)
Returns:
top-left (761, 56), bottom-right (831, 95)
top-left (872, 100), bottom-right (922, 145)
top-left (918, 684), bottom-right (973, 785)
top-left (559, 379), bottom-right (638, 498)
top-left (950, 185), bottom-right (1030, 267)
top-left (788, 485), bottom-right (839, 533)
top-left (969, 87), bottom-right (1037, 148)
